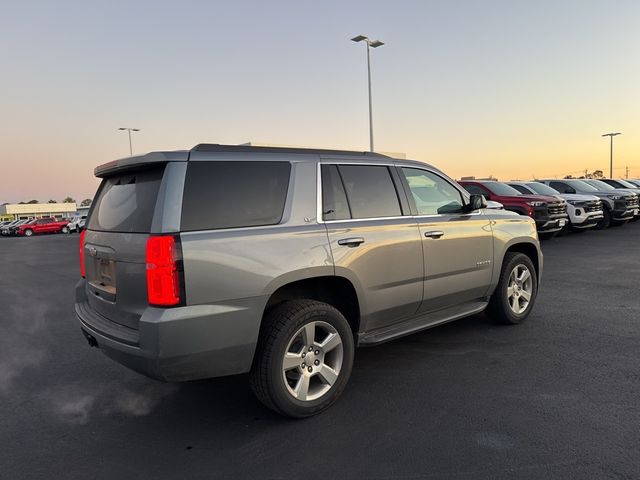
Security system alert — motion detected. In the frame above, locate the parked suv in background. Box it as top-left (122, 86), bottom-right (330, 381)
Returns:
top-left (506, 181), bottom-right (603, 233)
top-left (76, 145), bottom-right (542, 417)
top-left (67, 215), bottom-right (87, 233)
top-left (458, 180), bottom-right (567, 239)
top-left (540, 179), bottom-right (637, 229)
top-left (16, 217), bottom-right (70, 236)
top-left (592, 179), bottom-right (640, 222)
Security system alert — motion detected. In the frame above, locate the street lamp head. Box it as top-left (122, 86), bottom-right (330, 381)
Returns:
top-left (602, 132), bottom-right (621, 137)
top-left (131, 128), bottom-right (140, 132)
top-left (369, 40), bottom-right (384, 48)
top-left (351, 35), bottom-right (368, 42)
top-left (118, 127), bottom-right (126, 130)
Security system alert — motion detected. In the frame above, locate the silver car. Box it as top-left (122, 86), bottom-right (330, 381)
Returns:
top-left (76, 144), bottom-right (542, 417)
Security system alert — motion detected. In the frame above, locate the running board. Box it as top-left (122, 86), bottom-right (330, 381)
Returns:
top-left (357, 300), bottom-right (489, 346)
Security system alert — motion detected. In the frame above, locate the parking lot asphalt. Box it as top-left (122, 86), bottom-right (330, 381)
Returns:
top-left (1, 226), bottom-right (639, 480)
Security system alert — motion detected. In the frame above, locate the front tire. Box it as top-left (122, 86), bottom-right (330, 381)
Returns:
top-left (61, 226), bottom-right (69, 234)
top-left (250, 300), bottom-right (354, 418)
top-left (487, 252), bottom-right (538, 325)
top-left (24, 229), bottom-right (33, 237)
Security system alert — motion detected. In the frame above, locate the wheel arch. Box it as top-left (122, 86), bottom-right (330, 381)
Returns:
top-left (502, 241), bottom-right (541, 283)
top-left (262, 275), bottom-right (361, 336)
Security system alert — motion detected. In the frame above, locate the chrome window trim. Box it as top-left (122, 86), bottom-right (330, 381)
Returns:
top-left (317, 162), bottom-right (481, 224)
top-left (316, 161), bottom-right (401, 224)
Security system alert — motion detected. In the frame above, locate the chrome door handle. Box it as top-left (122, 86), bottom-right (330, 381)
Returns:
top-left (337, 237), bottom-right (365, 247)
top-left (424, 230), bottom-right (445, 239)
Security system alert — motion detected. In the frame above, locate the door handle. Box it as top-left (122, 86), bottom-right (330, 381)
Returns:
top-left (424, 230), bottom-right (445, 239)
top-left (337, 237), bottom-right (365, 247)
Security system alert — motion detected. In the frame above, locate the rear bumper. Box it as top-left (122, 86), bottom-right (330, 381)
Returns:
top-left (75, 280), bottom-right (263, 382)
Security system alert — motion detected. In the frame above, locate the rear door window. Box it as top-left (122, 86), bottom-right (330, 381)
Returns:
top-left (87, 165), bottom-right (165, 233)
top-left (181, 161), bottom-right (291, 231)
top-left (336, 165), bottom-right (402, 219)
top-left (321, 165), bottom-right (351, 221)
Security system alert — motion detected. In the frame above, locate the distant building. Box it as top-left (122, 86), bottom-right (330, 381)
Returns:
top-left (0, 202), bottom-right (77, 220)
top-left (75, 205), bottom-right (91, 217)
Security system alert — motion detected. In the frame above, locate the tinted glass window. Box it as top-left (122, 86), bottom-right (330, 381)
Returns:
top-left (181, 161), bottom-right (290, 231)
top-left (526, 182), bottom-right (560, 195)
top-left (549, 181), bottom-right (571, 193)
top-left (337, 165), bottom-right (401, 219)
top-left (586, 179), bottom-right (615, 191)
top-left (321, 165), bottom-right (350, 220)
top-left (485, 182), bottom-right (522, 196)
top-left (402, 168), bottom-right (464, 215)
top-left (567, 180), bottom-right (598, 192)
top-left (509, 184), bottom-right (532, 195)
top-left (88, 165), bottom-right (165, 233)
top-left (463, 184), bottom-right (489, 197)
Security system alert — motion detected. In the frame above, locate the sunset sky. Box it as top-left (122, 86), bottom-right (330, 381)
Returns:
top-left (1, 0), bottom-right (638, 203)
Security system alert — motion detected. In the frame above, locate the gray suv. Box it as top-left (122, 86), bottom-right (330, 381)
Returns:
top-left (76, 144), bottom-right (543, 417)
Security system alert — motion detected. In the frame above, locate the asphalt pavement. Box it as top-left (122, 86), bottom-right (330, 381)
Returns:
top-left (1, 225), bottom-right (639, 479)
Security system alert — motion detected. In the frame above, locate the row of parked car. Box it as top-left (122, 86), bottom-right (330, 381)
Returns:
top-left (0, 215), bottom-right (86, 237)
top-left (458, 178), bottom-right (640, 239)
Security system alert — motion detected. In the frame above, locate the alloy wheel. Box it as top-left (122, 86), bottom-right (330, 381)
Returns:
top-left (281, 321), bottom-right (344, 402)
top-left (507, 264), bottom-right (533, 314)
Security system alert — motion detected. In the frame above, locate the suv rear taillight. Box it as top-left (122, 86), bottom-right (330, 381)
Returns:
top-left (79, 229), bottom-right (86, 278)
top-left (146, 235), bottom-right (182, 306)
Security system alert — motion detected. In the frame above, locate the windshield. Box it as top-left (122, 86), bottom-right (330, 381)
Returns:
top-left (616, 179), bottom-right (637, 189)
top-left (526, 182), bottom-right (560, 196)
top-left (566, 180), bottom-right (598, 192)
top-left (484, 182), bottom-right (522, 196)
top-left (585, 179), bottom-right (615, 191)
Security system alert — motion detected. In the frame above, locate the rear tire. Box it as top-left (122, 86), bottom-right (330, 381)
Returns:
top-left (487, 252), bottom-right (538, 325)
top-left (250, 300), bottom-right (354, 418)
top-left (61, 226), bottom-right (69, 234)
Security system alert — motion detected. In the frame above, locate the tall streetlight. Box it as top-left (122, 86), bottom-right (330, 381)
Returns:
top-left (351, 35), bottom-right (384, 152)
top-left (602, 132), bottom-right (621, 178)
top-left (118, 127), bottom-right (140, 156)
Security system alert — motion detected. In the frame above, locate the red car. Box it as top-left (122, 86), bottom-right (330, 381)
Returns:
top-left (16, 217), bottom-right (71, 236)
top-left (459, 180), bottom-right (568, 239)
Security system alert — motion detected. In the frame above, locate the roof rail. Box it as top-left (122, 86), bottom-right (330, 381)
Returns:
top-left (191, 143), bottom-right (390, 157)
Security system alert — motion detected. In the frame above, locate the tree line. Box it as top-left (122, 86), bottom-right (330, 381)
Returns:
top-left (16, 197), bottom-right (93, 206)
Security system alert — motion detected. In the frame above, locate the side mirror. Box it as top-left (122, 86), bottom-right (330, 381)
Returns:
top-left (467, 194), bottom-right (487, 211)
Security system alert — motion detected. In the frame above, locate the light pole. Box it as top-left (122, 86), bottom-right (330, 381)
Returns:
top-left (118, 127), bottom-right (140, 156)
top-left (602, 132), bottom-right (621, 178)
top-left (351, 35), bottom-right (384, 152)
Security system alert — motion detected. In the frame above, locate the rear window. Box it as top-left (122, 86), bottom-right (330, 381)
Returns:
top-left (181, 161), bottom-right (291, 231)
top-left (87, 165), bottom-right (165, 233)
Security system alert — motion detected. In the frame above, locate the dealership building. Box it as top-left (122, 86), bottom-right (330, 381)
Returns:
top-left (0, 202), bottom-right (78, 221)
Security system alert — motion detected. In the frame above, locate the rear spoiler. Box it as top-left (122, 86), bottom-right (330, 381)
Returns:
top-left (94, 151), bottom-right (189, 177)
